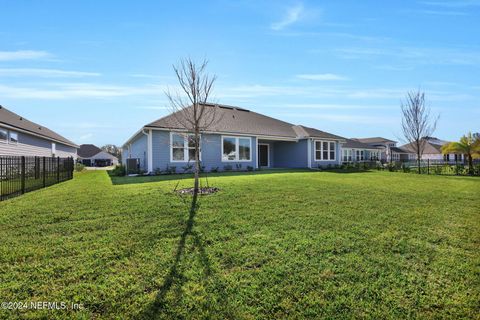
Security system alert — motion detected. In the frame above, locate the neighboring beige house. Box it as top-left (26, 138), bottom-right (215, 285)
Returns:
top-left (400, 137), bottom-right (463, 162)
top-left (78, 144), bottom-right (119, 167)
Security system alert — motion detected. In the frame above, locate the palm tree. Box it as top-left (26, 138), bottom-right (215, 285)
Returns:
top-left (442, 132), bottom-right (480, 175)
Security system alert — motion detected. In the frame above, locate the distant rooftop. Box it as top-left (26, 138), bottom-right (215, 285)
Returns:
top-left (354, 137), bottom-right (396, 144)
top-left (343, 138), bottom-right (382, 149)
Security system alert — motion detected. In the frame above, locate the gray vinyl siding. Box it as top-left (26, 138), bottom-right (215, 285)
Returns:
top-left (124, 132), bottom-right (148, 171)
top-left (151, 131), bottom-right (257, 172)
top-left (0, 130), bottom-right (77, 158)
top-left (272, 139), bottom-right (308, 168)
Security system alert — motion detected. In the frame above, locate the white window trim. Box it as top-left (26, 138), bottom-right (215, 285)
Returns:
top-left (258, 143), bottom-right (270, 167)
top-left (221, 135), bottom-right (252, 162)
top-left (169, 132), bottom-right (202, 163)
top-left (342, 149), bottom-right (353, 162)
top-left (314, 140), bottom-right (336, 161)
top-left (0, 128), bottom-right (8, 144)
top-left (8, 130), bottom-right (18, 145)
top-left (51, 142), bottom-right (56, 156)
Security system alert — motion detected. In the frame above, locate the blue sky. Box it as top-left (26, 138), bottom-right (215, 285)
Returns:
top-left (0, 0), bottom-right (479, 146)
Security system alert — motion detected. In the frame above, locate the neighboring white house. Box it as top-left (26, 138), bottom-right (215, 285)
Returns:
top-left (352, 137), bottom-right (411, 162)
top-left (341, 139), bottom-right (382, 162)
top-left (78, 144), bottom-right (119, 167)
top-left (0, 105), bottom-right (78, 158)
top-left (400, 137), bottom-right (463, 162)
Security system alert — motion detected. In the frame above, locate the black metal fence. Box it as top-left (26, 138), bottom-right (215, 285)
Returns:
top-left (0, 156), bottom-right (74, 201)
top-left (386, 159), bottom-right (480, 176)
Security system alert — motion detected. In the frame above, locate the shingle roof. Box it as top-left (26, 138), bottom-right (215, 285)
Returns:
top-left (354, 137), bottom-right (396, 144)
top-left (145, 103), bottom-right (345, 140)
top-left (390, 146), bottom-right (412, 154)
top-left (0, 105), bottom-right (78, 147)
top-left (343, 138), bottom-right (381, 149)
top-left (293, 125), bottom-right (346, 141)
top-left (78, 144), bottom-right (103, 158)
top-left (400, 141), bottom-right (443, 154)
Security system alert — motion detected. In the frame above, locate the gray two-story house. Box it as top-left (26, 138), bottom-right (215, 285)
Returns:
top-left (0, 105), bottom-right (78, 158)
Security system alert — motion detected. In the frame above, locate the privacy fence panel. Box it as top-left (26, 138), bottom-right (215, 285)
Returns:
top-left (0, 156), bottom-right (74, 201)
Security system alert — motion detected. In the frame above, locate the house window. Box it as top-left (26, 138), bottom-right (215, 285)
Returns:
top-left (342, 149), bottom-right (352, 162)
top-left (9, 131), bottom-right (18, 144)
top-left (355, 150), bottom-right (365, 161)
top-left (170, 133), bottom-right (200, 162)
top-left (315, 140), bottom-right (336, 161)
top-left (0, 128), bottom-right (7, 143)
top-left (222, 136), bottom-right (251, 161)
top-left (51, 142), bottom-right (56, 156)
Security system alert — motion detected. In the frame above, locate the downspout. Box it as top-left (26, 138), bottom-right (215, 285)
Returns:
top-left (142, 129), bottom-right (153, 174)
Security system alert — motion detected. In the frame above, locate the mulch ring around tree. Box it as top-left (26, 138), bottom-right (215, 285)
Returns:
top-left (176, 187), bottom-right (220, 195)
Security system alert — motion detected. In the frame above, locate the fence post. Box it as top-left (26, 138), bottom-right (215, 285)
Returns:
top-left (70, 157), bottom-right (73, 179)
top-left (56, 157), bottom-right (60, 182)
top-left (427, 159), bottom-right (430, 175)
top-left (21, 156), bottom-right (26, 194)
top-left (43, 157), bottom-right (46, 188)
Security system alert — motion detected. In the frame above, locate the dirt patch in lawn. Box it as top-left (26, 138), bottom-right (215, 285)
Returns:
top-left (176, 187), bottom-right (220, 195)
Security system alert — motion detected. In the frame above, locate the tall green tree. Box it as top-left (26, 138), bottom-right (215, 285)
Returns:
top-left (442, 132), bottom-right (480, 175)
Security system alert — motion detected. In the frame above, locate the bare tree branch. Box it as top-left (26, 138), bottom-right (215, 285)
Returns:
top-left (401, 90), bottom-right (439, 173)
top-left (165, 58), bottom-right (219, 196)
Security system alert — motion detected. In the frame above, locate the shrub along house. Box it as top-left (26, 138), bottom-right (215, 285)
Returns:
top-left (0, 105), bottom-right (78, 158)
top-left (122, 103), bottom-right (346, 173)
top-left (341, 139), bottom-right (381, 163)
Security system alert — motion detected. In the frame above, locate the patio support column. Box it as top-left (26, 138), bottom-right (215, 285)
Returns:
top-left (307, 138), bottom-right (312, 168)
top-left (147, 129), bottom-right (153, 173)
top-left (255, 137), bottom-right (259, 169)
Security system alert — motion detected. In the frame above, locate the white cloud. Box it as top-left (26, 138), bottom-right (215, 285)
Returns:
top-left (0, 68), bottom-right (100, 77)
top-left (334, 46), bottom-right (480, 65)
top-left (421, 0), bottom-right (480, 7)
top-left (79, 133), bottom-right (94, 141)
top-left (419, 10), bottom-right (468, 16)
top-left (283, 113), bottom-right (398, 125)
top-left (277, 103), bottom-right (393, 110)
top-left (0, 50), bottom-right (51, 61)
top-left (136, 106), bottom-right (169, 110)
top-left (0, 83), bottom-right (168, 99)
top-left (296, 73), bottom-right (349, 81)
top-left (271, 4), bottom-right (305, 31)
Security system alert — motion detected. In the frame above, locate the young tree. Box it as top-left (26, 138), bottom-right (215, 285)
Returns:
top-left (442, 132), bottom-right (480, 175)
top-left (400, 90), bottom-right (438, 173)
top-left (166, 58), bottom-right (218, 197)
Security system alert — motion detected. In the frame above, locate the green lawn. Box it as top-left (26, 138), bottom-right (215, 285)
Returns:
top-left (0, 170), bottom-right (479, 319)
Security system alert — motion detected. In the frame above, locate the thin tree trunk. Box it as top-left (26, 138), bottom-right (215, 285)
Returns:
top-left (417, 153), bottom-right (421, 174)
top-left (193, 130), bottom-right (200, 196)
top-left (468, 154), bottom-right (473, 175)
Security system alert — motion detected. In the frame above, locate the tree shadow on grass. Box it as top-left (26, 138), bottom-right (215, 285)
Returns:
top-left (109, 169), bottom-right (311, 185)
top-left (138, 193), bottom-right (238, 319)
